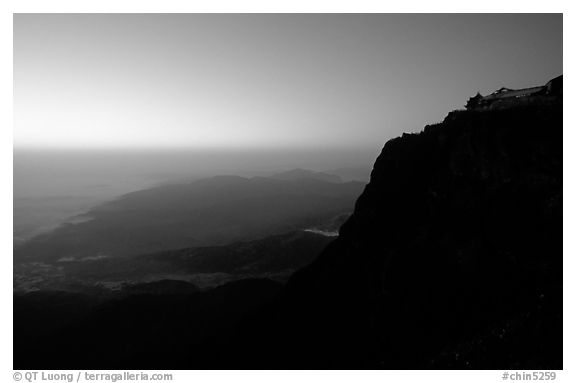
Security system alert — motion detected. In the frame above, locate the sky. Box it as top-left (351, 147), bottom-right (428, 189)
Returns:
top-left (14, 14), bottom-right (562, 151)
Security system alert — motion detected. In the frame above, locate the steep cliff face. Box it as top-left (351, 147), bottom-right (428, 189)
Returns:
top-left (244, 101), bottom-right (562, 368)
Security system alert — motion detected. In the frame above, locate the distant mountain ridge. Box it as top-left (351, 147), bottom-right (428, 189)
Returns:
top-left (269, 169), bottom-right (342, 183)
top-left (14, 230), bottom-right (335, 293)
top-left (15, 170), bottom-right (362, 263)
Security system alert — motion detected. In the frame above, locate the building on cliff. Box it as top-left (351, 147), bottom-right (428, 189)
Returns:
top-left (466, 75), bottom-right (562, 110)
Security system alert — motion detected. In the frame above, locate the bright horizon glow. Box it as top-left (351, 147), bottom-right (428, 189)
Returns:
top-left (14, 14), bottom-right (562, 150)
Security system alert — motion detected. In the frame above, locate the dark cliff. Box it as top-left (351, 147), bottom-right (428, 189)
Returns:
top-left (235, 99), bottom-right (562, 368)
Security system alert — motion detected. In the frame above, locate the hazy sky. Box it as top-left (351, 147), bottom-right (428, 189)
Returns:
top-left (14, 14), bottom-right (562, 150)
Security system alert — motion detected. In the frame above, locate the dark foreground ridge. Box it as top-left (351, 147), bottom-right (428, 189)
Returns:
top-left (14, 77), bottom-right (562, 369)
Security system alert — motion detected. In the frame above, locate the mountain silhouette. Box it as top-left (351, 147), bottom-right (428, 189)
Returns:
top-left (269, 169), bottom-right (342, 183)
top-left (236, 82), bottom-right (562, 369)
top-left (15, 173), bottom-right (363, 263)
top-left (14, 230), bottom-right (335, 292)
